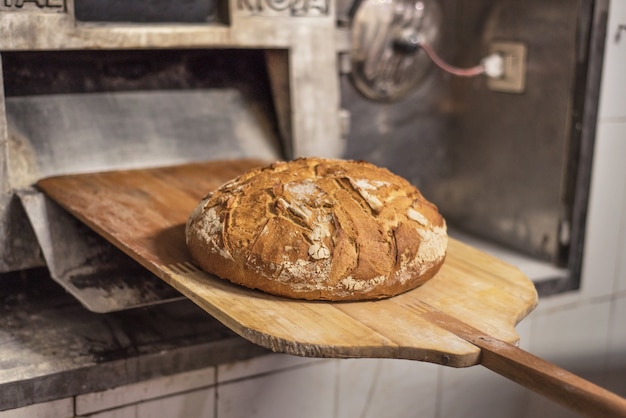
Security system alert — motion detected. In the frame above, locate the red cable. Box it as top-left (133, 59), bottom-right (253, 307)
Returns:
top-left (419, 43), bottom-right (485, 77)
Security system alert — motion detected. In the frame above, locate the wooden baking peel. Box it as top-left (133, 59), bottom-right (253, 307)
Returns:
top-left (37, 159), bottom-right (626, 417)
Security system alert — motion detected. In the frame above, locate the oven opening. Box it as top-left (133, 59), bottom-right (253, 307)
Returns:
top-left (1, 48), bottom-right (283, 182)
top-left (0, 48), bottom-right (285, 312)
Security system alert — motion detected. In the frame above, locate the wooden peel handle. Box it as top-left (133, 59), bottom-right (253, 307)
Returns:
top-left (425, 311), bottom-right (626, 418)
top-left (478, 337), bottom-right (626, 418)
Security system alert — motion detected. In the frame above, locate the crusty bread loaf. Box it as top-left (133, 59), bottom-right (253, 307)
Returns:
top-left (185, 157), bottom-right (447, 301)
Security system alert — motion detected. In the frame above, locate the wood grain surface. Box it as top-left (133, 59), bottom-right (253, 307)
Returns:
top-left (37, 159), bottom-right (626, 416)
top-left (37, 159), bottom-right (538, 367)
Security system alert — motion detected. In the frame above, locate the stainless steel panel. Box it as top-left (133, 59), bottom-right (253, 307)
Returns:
top-left (343, 0), bottom-right (589, 264)
top-left (19, 189), bottom-right (183, 312)
top-left (5, 89), bottom-right (280, 185)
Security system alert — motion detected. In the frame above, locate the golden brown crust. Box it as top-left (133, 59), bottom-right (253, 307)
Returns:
top-left (185, 157), bottom-right (447, 301)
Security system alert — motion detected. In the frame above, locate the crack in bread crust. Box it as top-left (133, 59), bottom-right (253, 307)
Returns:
top-left (186, 157), bottom-right (447, 301)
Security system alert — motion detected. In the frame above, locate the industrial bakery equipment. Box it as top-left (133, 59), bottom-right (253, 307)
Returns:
top-left (0, 0), bottom-right (603, 307)
top-left (1, 0), bottom-right (345, 311)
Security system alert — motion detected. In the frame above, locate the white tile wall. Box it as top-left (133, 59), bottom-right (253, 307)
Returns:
top-left (440, 365), bottom-right (529, 418)
top-left (580, 121), bottom-right (626, 298)
top-left (607, 295), bottom-right (626, 394)
top-left (598, 0), bottom-right (626, 296)
top-left (76, 366), bottom-right (216, 415)
top-left (80, 404), bottom-right (136, 418)
top-left (217, 353), bottom-right (322, 383)
top-left (595, 2), bottom-right (626, 407)
top-left (82, 387), bottom-right (215, 418)
top-left (597, 0), bottom-right (626, 121)
top-left (615, 162), bottom-right (626, 293)
top-left (525, 391), bottom-right (580, 418)
top-left (135, 387), bottom-right (214, 418)
top-left (530, 300), bottom-right (612, 372)
top-left (216, 359), bottom-right (336, 418)
top-left (336, 358), bottom-right (438, 418)
top-left (0, 398), bottom-right (73, 418)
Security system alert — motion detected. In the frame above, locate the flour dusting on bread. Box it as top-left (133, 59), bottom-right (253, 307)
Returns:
top-left (186, 157), bottom-right (447, 301)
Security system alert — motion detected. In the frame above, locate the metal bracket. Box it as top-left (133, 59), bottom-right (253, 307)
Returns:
top-left (18, 189), bottom-right (183, 313)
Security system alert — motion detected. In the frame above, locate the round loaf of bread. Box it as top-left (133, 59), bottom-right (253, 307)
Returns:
top-left (185, 157), bottom-right (447, 301)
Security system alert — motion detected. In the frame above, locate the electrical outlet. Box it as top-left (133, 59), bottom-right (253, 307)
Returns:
top-left (487, 41), bottom-right (527, 93)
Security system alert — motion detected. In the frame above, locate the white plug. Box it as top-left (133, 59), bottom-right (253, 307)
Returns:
top-left (482, 53), bottom-right (505, 79)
